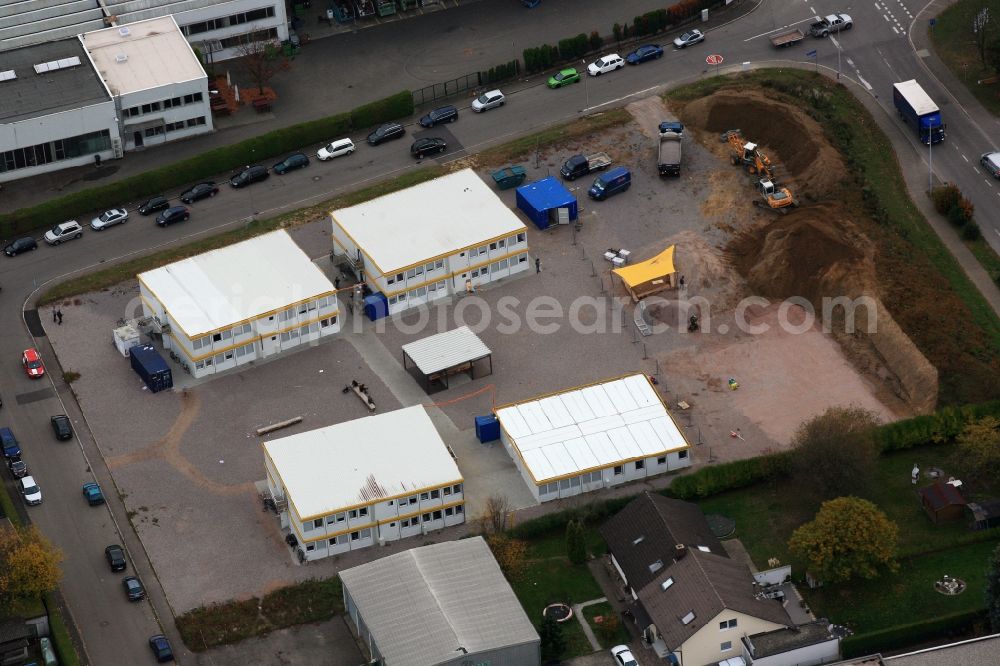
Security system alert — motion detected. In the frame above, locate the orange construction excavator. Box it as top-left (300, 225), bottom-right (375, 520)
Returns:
top-left (752, 178), bottom-right (797, 213)
top-left (722, 129), bottom-right (775, 179)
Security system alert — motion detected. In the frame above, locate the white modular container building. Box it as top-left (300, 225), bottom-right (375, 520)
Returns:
top-left (495, 374), bottom-right (692, 502)
top-left (330, 169), bottom-right (530, 315)
top-left (263, 406), bottom-right (465, 561)
top-left (138, 230), bottom-right (339, 379)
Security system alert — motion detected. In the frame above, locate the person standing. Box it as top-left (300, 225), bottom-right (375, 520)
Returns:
top-left (56, 309), bottom-right (63, 325)
top-left (535, 257), bottom-right (541, 273)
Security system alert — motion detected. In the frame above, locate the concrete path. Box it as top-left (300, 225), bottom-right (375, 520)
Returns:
top-left (573, 597), bottom-right (609, 652)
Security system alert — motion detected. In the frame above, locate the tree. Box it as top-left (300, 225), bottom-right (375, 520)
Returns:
top-left (565, 520), bottom-right (586, 564)
top-left (481, 494), bottom-right (511, 534)
top-left (539, 612), bottom-right (566, 661)
top-left (790, 407), bottom-right (880, 504)
top-left (237, 29), bottom-right (289, 94)
top-left (486, 534), bottom-right (527, 582)
top-left (973, 7), bottom-right (993, 66)
top-left (789, 497), bottom-right (898, 584)
top-left (987, 543), bottom-right (1000, 632)
top-left (956, 416), bottom-right (1000, 481)
top-left (0, 525), bottom-right (63, 606)
top-left (988, 35), bottom-right (1000, 74)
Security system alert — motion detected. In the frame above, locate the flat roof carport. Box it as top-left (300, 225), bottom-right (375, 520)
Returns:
top-left (401, 326), bottom-right (492, 393)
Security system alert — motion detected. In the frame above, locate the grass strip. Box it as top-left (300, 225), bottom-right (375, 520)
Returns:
top-left (928, 0), bottom-right (1000, 118)
top-left (44, 593), bottom-right (82, 666)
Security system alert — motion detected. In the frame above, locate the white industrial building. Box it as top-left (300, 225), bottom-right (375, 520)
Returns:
top-left (263, 406), bottom-right (465, 562)
top-left (81, 17), bottom-right (213, 151)
top-left (495, 374), bottom-right (692, 503)
top-left (0, 0), bottom-right (288, 63)
top-left (341, 537), bottom-right (541, 666)
top-left (330, 169), bottom-right (530, 316)
top-left (138, 230), bottom-right (340, 379)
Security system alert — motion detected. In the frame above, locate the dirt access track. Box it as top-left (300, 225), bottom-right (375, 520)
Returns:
top-left (676, 90), bottom-right (938, 414)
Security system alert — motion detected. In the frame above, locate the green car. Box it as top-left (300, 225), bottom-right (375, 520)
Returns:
top-left (548, 68), bottom-right (581, 89)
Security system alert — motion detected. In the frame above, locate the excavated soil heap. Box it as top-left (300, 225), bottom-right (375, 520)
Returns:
top-left (679, 90), bottom-right (846, 200)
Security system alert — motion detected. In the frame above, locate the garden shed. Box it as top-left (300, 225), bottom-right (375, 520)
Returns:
top-left (515, 177), bottom-right (578, 230)
top-left (917, 480), bottom-right (966, 524)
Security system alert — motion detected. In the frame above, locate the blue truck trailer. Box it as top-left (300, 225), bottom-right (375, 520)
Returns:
top-left (892, 80), bottom-right (945, 145)
top-left (130, 345), bottom-right (173, 393)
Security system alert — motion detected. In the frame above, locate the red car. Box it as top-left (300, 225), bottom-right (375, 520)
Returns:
top-left (22, 348), bottom-right (45, 378)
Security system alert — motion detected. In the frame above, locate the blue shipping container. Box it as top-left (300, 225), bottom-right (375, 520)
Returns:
top-left (130, 345), bottom-right (173, 393)
top-left (364, 292), bottom-right (389, 321)
top-left (475, 415), bottom-right (500, 443)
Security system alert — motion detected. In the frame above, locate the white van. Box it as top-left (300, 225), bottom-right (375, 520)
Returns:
top-left (317, 138), bottom-right (355, 161)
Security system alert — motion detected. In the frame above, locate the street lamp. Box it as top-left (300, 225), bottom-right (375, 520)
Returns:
top-left (581, 59), bottom-right (590, 112)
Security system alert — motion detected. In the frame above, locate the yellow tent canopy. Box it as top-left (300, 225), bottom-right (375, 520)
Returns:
top-left (612, 245), bottom-right (677, 301)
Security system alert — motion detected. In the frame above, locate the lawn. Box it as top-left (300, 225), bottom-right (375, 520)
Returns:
top-left (583, 602), bottom-right (631, 649)
top-left (929, 0), bottom-right (1000, 117)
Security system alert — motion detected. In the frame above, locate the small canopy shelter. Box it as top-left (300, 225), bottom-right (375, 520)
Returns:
top-left (917, 481), bottom-right (966, 524)
top-left (401, 326), bottom-right (493, 393)
top-left (968, 500), bottom-right (1000, 531)
top-left (515, 177), bottom-right (578, 230)
top-left (612, 245), bottom-right (677, 302)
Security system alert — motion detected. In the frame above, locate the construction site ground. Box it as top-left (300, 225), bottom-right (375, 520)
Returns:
top-left (44, 90), bottom-right (948, 614)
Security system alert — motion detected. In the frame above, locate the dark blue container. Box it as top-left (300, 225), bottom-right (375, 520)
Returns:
top-left (363, 292), bottom-right (388, 321)
top-left (475, 415), bottom-right (500, 443)
top-left (130, 345), bottom-right (173, 393)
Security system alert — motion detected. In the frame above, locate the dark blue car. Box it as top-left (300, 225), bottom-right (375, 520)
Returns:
top-left (626, 44), bottom-right (664, 64)
top-left (1, 427), bottom-right (20, 459)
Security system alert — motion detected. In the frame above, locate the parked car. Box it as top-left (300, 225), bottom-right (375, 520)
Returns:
top-left (419, 105), bottom-right (458, 127)
top-left (626, 44), bottom-right (664, 64)
top-left (611, 645), bottom-right (638, 666)
top-left (138, 195), bottom-right (170, 215)
top-left (123, 576), bottom-right (146, 601)
top-left (3, 236), bottom-right (38, 257)
top-left (471, 89), bottom-right (505, 112)
top-left (587, 53), bottom-right (625, 76)
top-left (105, 544), bottom-right (127, 572)
top-left (588, 166), bottom-right (632, 200)
top-left (51, 415), bottom-right (73, 440)
top-left (82, 482), bottom-right (105, 506)
top-left (273, 152), bottom-right (310, 174)
top-left (981, 151), bottom-right (1000, 179)
top-left (367, 122), bottom-right (406, 146)
top-left (179, 182), bottom-right (218, 203)
top-left (149, 634), bottom-right (174, 662)
top-left (230, 165), bottom-right (269, 188)
top-left (1, 427), bottom-right (20, 459)
top-left (44, 220), bottom-right (83, 245)
top-left (22, 348), bottom-right (45, 378)
top-left (317, 138), bottom-right (355, 160)
top-left (411, 137), bottom-right (447, 159)
top-left (20, 476), bottom-right (42, 506)
top-left (548, 68), bottom-right (581, 88)
top-left (156, 206), bottom-right (190, 227)
top-left (7, 457), bottom-right (28, 479)
top-left (673, 29), bottom-right (705, 48)
top-left (90, 208), bottom-right (129, 231)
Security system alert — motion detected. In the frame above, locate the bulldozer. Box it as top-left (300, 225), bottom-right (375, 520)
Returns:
top-left (722, 129), bottom-right (775, 179)
top-left (752, 179), bottom-right (796, 212)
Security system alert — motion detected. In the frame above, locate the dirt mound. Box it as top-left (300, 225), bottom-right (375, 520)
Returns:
top-left (679, 91), bottom-right (846, 200)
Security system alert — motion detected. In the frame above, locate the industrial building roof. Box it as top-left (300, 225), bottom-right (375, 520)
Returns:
top-left (402, 326), bottom-right (491, 375)
top-left (0, 39), bottom-right (110, 123)
top-left (137, 230), bottom-right (335, 338)
top-left (339, 537), bottom-right (539, 666)
top-left (82, 16), bottom-right (204, 94)
top-left (263, 406), bottom-right (462, 520)
top-left (495, 374), bottom-right (689, 484)
top-left (883, 634), bottom-right (1000, 666)
top-left (330, 169), bottom-right (527, 274)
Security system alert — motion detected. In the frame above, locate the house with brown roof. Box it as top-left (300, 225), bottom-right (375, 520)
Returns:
top-left (917, 480), bottom-right (966, 524)
top-left (601, 493), bottom-right (842, 666)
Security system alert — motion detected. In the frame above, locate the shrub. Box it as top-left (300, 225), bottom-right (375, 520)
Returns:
top-left (963, 221), bottom-right (982, 240)
top-left (565, 520), bottom-right (586, 564)
top-left (947, 204), bottom-right (969, 227)
top-left (589, 31), bottom-right (603, 51)
top-left (613, 23), bottom-right (623, 42)
top-left (509, 496), bottom-right (633, 539)
top-left (931, 183), bottom-right (961, 215)
top-left (558, 33), bottom-right (589, 61)
top-left (840, 609), bottom-right (986, 658)
top-left (667, 453), bottom-right (791, 499)
top-left (873, 401), bottom-right (1000, 451)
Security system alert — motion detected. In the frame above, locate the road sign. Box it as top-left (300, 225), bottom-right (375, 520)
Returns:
top-left (806, 50), bottom-right (817, 58)
top-left (705, 54), bottom-right (724, 65)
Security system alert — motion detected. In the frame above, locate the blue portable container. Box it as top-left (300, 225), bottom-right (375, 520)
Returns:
top-left (130, 345), bottom-right (173, 393)
top-left (475, 415), bottom-right (500, 443)
top-left (363, 292), bottom-right (389, 321)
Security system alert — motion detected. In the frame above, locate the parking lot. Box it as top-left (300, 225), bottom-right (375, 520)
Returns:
top-left (43, 95), bottom-right (899, 616)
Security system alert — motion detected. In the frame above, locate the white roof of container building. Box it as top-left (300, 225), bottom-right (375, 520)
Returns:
top-left (263, 406), bottom-right (462, 519)
top-left (330, 168), bottom-right (527, 274)
top-left (495, 374), bottom-right (689, 484)
top-left (138, 230), bottom-right (335, 337)
top-left (339, 537), bottom-right (539, 666)
top-left (893, 80), bottom-right (939, 116)
top-left (402, 326), bottom-right (491, 375)
top-left (82, 16), bottom-right (205, 94)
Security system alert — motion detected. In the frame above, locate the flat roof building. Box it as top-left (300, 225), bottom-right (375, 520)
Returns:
top-left (330, 169), bottom-right (530, 316)
top-left (139, 230), bottom-right (339, 379)
top-left (340, 537), bottom-right (540, 666)
top-left (495, 374), bottom-right (691, 503)
top-left (263, 406), bottom-right (465, 562)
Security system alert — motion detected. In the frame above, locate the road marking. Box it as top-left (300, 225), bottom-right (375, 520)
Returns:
top-left (583, 85), bottom-right (662, 112)
top-left (857, 73), bottom-right (873, 91)
top-left (846, 57), bottom-right (855, 67)
top-left (830, 36), bottom-right (841, 49)
top-left (744, 17), bottom-right (816, 41)
top-left (962, 154), bottom-right (969, 162)
top-left (892, 26), bottom-right (900, 34)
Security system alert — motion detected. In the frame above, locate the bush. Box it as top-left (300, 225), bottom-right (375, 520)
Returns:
top-left (509, 496), bottom-right (633, 539)
top-left (840, 609), bottom-right (986, 658)
top-left (589, 31), bottom-right (603, 51)
top-left (632, 9), bottom-right (668, 36)
top-left (667, 453), bottom-right (791, 499)
top-left (947, 204), bottom-right (969, 227)
top-left (873, 401), bottom-right (1000, 451)
top-left (481, 60), bottom-right (520, 85)
top-left (963, 221), bottom-right (982, 240)
top-left (613, 23), bottom-right (623, 42)
top-left (0, 91), bottom-right (414, 237)
top-left (523, 44), bottom-right (559, 74)
top-left (558, 33), bottom-right (590, 61)
top-left (930, 183), bottom-right (961, 214)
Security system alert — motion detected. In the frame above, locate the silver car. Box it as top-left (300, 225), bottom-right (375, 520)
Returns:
top-left (981, 151), bottom-right (1000, 179)
top-left (317, 138), bottom-right (355, 161)
top-left (90, 207), bottom-right (129, 231)
top-left (43, 220), bottom-right (83, 245)
top-left (673, 29), bottom-right (705, 48)
top-left (472, 89), bottom-right (505, 113)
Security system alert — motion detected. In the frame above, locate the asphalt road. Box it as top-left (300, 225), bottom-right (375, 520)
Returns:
top-left (2, 1), bottom-right (1000, 664)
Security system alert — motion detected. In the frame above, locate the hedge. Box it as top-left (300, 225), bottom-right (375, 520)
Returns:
top-left (667, 452), bottom-right (791, 500)
top-left (510, 495), bottom-right (634, 540)
top-left (873, 400), bottom-right (1000, 452)
top-left (0, 90), bottom-right (414, 238)
top-left (44, 593), bottom-right (81, 666)
top-left (840, 608), bottom-right (986, 658)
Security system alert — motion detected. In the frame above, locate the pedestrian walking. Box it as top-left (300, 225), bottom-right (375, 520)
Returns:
top-left (334, 277), bottom-right (341, 290)
top-left (52, 308), bottom-right (58, 323)
top-left (56, 309), bottom-right (63, 325)
top-left (535, 257), bottom-right (541, 273)
top-left (679, 274), bottom-right (686, 288)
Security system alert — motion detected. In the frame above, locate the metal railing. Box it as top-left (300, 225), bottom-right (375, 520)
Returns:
top-left (411, 73), bottom-right (483, 107)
